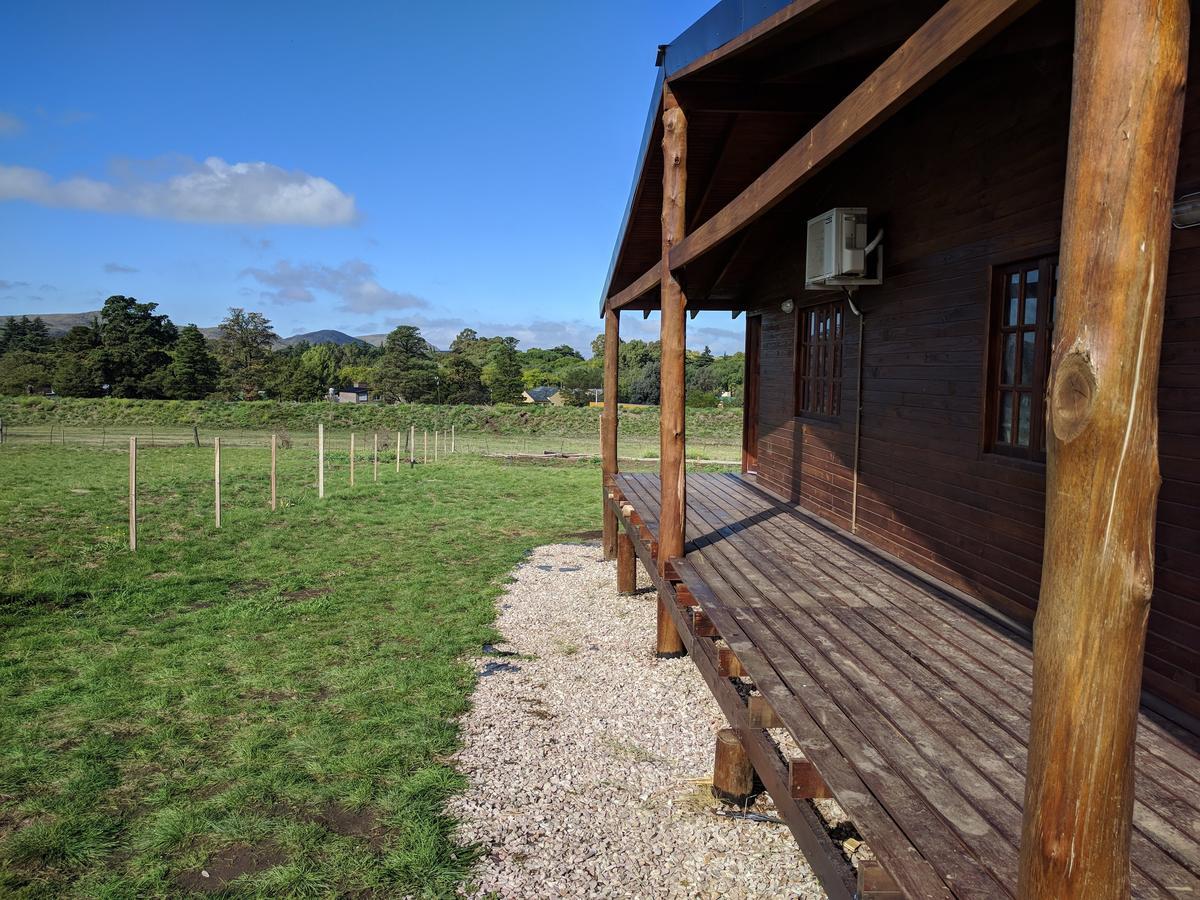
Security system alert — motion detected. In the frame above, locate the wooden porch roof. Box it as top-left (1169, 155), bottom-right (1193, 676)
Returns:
top-left (600, 0), bottom-right (1070, 316)
top-left (608, 472), bottom-right (1200, 898)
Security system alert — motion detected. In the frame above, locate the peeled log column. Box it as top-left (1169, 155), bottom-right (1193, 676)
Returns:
top-left (656, 85), bottom-right (687, 658)
top-left (602, 309), bottom-right (620, 560)
top-left (1018, 2), bottom-right (1188, 897)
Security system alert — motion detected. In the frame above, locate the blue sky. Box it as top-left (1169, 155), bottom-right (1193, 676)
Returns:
top-left (0, 0), bottom-right (745, 355)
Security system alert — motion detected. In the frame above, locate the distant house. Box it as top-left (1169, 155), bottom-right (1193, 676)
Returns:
top-left (336, 386), bottom-right (370, 404)
top-left (522, 386), bottom-right (565, 406)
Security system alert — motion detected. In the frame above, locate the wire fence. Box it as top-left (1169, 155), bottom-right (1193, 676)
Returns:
top-left (0, 422), bottom-right (743, 463)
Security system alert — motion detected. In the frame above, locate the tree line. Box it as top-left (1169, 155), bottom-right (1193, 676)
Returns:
top-left (0, 296), bottom-right (744, 406)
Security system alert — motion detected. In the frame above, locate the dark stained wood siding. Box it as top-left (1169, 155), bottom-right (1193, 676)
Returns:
top-left (746, 26), bottom-right (1200, 722)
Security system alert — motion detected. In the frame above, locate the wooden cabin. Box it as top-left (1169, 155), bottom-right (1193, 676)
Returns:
top-left (598, 1), bottom-right (1200, 897)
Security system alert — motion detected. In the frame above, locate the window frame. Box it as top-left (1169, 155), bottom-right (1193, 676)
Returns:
top-left (984, 254), bottom-right (1058, 462)
top-left (794, 299), bottom-right (845, 420)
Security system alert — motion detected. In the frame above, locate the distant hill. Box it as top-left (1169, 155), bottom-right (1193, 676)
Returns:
top-left (279, 329), bottom-right (368, 348)
top-left (2, 310), bottom-right (102, 336)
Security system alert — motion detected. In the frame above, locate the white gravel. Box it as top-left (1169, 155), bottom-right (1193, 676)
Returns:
top-left (450, 541), bottom-right (826, 899)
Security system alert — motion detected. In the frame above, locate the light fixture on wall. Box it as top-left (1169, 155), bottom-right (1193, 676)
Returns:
top-left (1173, 191), bottom-right (1200, 228)
top-left (781, 298), bottom-right (795, 314)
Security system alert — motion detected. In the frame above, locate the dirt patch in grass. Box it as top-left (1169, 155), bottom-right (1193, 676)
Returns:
top-left (230, 579), bottom-right (270, 595)
top-left (264, 801), bottom-right (382, 845)
top-left (569, 529), bottom-right (603, 540)
top-left (175, 840), bottom-right (286, 893)
top-left (281, 587), bottom-right (331, 603)
top-left (316, 803), bottom-right (380, 842)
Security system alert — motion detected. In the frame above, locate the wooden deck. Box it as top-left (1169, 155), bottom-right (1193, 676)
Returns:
top-left (607, 472), bottom-right (1200, 900)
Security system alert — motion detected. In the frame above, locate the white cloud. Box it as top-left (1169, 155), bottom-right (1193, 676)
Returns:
top-left (0, 156), bottom-right (357, 226)
top-left (0, 113), bottom-right (24, 137)
top-left (103, 262), bottom-right (138, 273)
top-left (240, 259), bottom-right (428, 313)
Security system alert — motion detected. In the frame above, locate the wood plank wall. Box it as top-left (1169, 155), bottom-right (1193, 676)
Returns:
top-left (747, 26), bottom-right (1200, 722)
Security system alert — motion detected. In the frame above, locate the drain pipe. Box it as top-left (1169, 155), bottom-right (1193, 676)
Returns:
top-left (844, 287), bottom-right (865, 534)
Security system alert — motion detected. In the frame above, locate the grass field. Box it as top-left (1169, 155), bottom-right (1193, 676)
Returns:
top-left (0, 445), bottom-right (601, 897)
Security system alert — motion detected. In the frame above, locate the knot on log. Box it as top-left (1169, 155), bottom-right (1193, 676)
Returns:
top-left (1050, 350), bottom-right (1098, 444)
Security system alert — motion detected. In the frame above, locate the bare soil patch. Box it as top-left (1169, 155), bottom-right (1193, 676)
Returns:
top-left (174, 840), bottom-right (286, 893)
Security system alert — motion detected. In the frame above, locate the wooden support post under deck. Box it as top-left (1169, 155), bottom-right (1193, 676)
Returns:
top-left (601, 308), bottom-right (620, 560)
top-left (656, 83), bottom-right (687, 658)
top-left (616, 530), bottom-right (636, 594)
top-left (1018, 1), bottom-right (1189, 897)
top-left (711, 727), bottom-right (756, 806)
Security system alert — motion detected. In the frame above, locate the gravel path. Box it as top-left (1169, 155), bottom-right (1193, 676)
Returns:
top-left (450, 542), bottom-right (826, 899)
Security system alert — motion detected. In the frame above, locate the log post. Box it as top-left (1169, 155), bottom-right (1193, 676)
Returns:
top-left (711, 728), bottom-right (756, 806)
top-left (616, 530), bottom-right (636, 594)
top-left (396, 430), bottom-right (402, 472)
top-left (373, 432), bottom-right (379, 482)
top-left (350, 432), bottom-right (356, 485)
top-left (270, 433), bottom-right (277, 511)
top-left (657, 83), bottom-right (687, 657)
top-left (601, 308), bottom-right (620, 560)
top-left (1018, 2), bottom-right (1188, 898)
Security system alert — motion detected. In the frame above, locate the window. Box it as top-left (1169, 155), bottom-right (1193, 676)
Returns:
top-left (796, 300), bottom-right (844, 417)
top-left (987, 255), bottom-right (1058, 459)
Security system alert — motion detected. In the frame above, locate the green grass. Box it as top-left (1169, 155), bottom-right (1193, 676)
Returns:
top-left (0, 445), bottom-right (599, 897)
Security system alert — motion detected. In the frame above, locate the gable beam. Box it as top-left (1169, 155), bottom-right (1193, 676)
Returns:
top-left (668, 0), bottom-right (1040, 273)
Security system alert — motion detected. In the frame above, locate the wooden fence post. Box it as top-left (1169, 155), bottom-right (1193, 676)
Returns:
top-left (350, 432), bottom-right (356, 486)
top-left (451, 424), bottom-right (455, 453)
top-left (214, 437), bottom-right (222, 528)
top-left (424, 430), bottom-right (428, 464)
top-left (128, 436), bottom-right (137, 551)
top-left (373, 432), bottom-right (379, 482)
top-left (270, 433), bottom-right (277, 511)
top-left (1018, 1), bottom-right (1189, 897)
top-left (318, 423), bottom-right (325, 499)
top-left (396, 430), bottom-right (402, 472)
top-left (410, 425), bottom-right (415, 464)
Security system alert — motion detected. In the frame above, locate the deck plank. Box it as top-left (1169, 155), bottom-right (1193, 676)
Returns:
top-left (686, 475), bottom-right (1200, 893)
top-left (713, 475), bottom-right (1200, 850)
top-left (611, 472), bottom-right (1200, 897)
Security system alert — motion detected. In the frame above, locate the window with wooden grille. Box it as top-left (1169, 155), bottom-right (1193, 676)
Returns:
top-left (795, 300), bottom-right (844, 418)
top-left (987, 255), bottom-right (1058, 460)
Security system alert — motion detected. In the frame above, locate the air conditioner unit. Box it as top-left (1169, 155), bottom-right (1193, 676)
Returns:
top-left (805, 207), bottom-right (883, 290)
